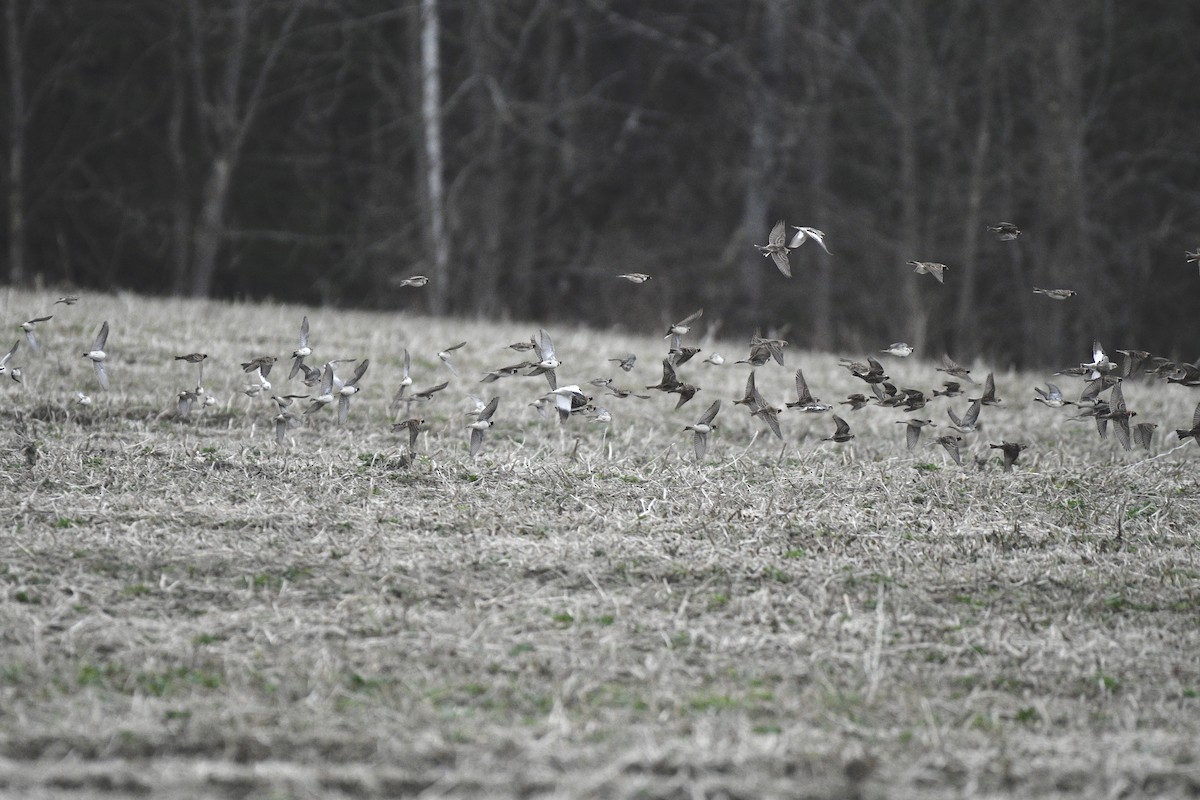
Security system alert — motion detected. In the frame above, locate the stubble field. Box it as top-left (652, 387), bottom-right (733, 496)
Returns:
top-left (0, 289), bottom-right (1198, 799)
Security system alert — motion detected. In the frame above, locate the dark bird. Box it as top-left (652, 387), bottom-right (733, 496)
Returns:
top-left (669, 383), bottom-right (701, 410)
top-left (1033, 383), bottom-right (1070, 408)
top-left (684, 399), bottom-right (721, 461)
top-left (392, 417), bottom-right (427, 450)
top-left (646, 358), bottom-right (683, 393)
top-left (273, 411), bottom-right (299, 446)
top-left (897, 418), bottom-right (935, 450)
top-left (241, 355), bottom-right (276, 376)
top-left (933, 381), bottom-right (963, 398)
top-left (748, 397), bottom-right (783, 440)
top-left (989, 441), bottom-right (1026, 472)
top-left (1132, 422), bottom-right (1157, 450)
top-left (609, 353), bottom-right (637, 372)
top-left (908, 260), bottom-right (948, 283)
top-left (934, 434), bottom-right (963, 465)
top-left (937, 354), bottom-right (978, 384)
top-left (824, 415), bottom-right (855, 443)
top-left (1098, 382), bottom-right (1136, 451)
top-left (971, 372), bottom-right (1003, 406)
top-left (669, 347), bottom-right (700, 367)
top-left (55, 295), bottom-right (79, 305)
top-left (733, 371), bottom-right (759, 407)
top-left (409, 381), bottom-right (450, 402)
top-left (841, 393), bottom-right (872, 411)
top-left (947, 398), bottom-right (983, 434)
top-left (987, 222), bottom-right (1021, 240)
top-left (1177, 401), bottom-right (1200, 446)
top-left (1116, 349), bottom-right (1152, 378)
top-left (786, 368), bottom-right (831, 412)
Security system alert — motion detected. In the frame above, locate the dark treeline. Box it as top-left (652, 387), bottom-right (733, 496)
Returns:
top-left (3, 0), bottom-right (1200, 367)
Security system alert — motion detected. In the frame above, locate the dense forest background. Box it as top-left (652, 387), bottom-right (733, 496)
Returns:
top-left (3, 0), bottom-right (1199, 367)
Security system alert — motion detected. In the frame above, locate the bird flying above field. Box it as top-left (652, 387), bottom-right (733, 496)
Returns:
top-left (947, 399), bottom-right (983, 434)
top-left (756, 220), bottom-right (794, 277)
top-left (527, 329), bottom-right (560, 390)
top-left (289, 316), bottom-right (312, 379)
top-left (934, 434), bottom-right (963, 465)
top-left (824, 415), bottom-right (855, 443)
top-left (880, 342), bottom-right (913, 357)
top-left (990, 441), bottom-right (1026, 472)
top-left (971, 372), bottom-right (1003, 406)
top-left (19, 316), bottom-right (52, 353)
top-left (897, 418), bottom-right (934, 449)
top-left (788, 225), bottom-right (832, 255)
top-left (336, 359), bottom-right (370, 425)
top-left (665, 310), bottom-right (703, 351)
top-left (397, 275), bottom-right (428, 287)
top-left (1033, 383), bottom-right (1069, 408)
top-left (937, 354), bottom-right (977, 384)
top-left (392, 417), bottom-right (427, 450)
top-left (467, 396), bottom-right (500, 457)
top-left (0, 340), bottom-right (19, 379)
top-left (82, 321), bottom-right (110, 390)
top-left (787, 368), bottom-right (831, 412)
top-left (437, 341), bottom-right (467, 377)
top-left (684, 399), bottom-right (721, 461)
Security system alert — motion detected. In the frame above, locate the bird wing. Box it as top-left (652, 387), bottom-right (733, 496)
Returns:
top-left (93, 321), bottom-right (109, 351)
top-left (833, 415), bottom-right (851, 436)
top-left (677, 309), bottom-right (703, 327)
top-left (905, 423), bottom-right (921, 450)
top-left (348, 359), bottom-right (370, 387)
top-left (402, 349), bottom-right (411, 379)
top-left (538, 329), bottom-right (555, 360)
top-left (1110, 382), bottom-right (1125, 412)
top-left (693, 431), bottom-right (707, 461)
top-left (794, 369), bottom-right (811, 403)
top-left (299, 316), bottom-right (309, 347)
top-left (983, 373), bottom-right (996, 401)
top-left (94, 360), bottom-right (109, 390)
top-left (1193, 400), bottom-right (1200, 430)
top-left (768, 219), bottom-right (786, 247)
top-left (697, 399), bottom-right (721, 426)
top-left (480, 396), bottom-right (500, 421)
top-left (963, 399), bottom-right (982, 427)
top-left (770, 251), bottom-right (792, 277)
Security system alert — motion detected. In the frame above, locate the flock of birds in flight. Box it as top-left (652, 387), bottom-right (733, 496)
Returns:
top-left (3, 223), bottom-right (1199, 469)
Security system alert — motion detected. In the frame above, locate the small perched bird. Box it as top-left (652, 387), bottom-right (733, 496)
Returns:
top-left (392, 417), bottom-right (427, 450)
top-left (1132, 422), bottom-right (1157, 450)
top-left (684, 399), bottom-right (721, 461)
top-left (1033, 383), bottom-right (1069, 408)
top-left (787, 368), bottom-right (831, 412)
top-left (19, 315), bottom-right (52, 353)
top-left (908, 260), bottom-right (948, 283)
top-left (937, 354), bottom-right (978, 384)
top-left (897, 418), bottom-right (935, 449)
top-left (987, 222), bottom-right (1021, 240)
top-left (665, 309), bottom-right (703, 351)
top-left (1176, 401), bottom-right (1200, 446)
top-left (880, 342), bottom-right (913, 357)
top-left (1033, 287), bottom-right (1077, 300)
top-left (397, 275), bottom-right (428, 287)
top-left (55, 295), bottom-right (79, 305)
top-left (787, 226), bottom-right (832, 255)
top-left (933, 434), bottom-right (963, 465)
top-left (971, 372), bottom-right (1003, 406)
top-left (824, 415), bottom-right (855, 443)
top-left (437, 341), bottom-right (467, 377)
top-left (0, 340), bottom-right (19, 379)
top-left (289, 316), bottom-right (312, 379)
top-left (755, 219), bottom-right (794, 277)
top-left (990, 441), bottom-right (1026, 472)
top-left (82, 321), bottom-right (110, 390)
top-left (609, 353), bottom-right (637, 372)
top-left (617, 273), bottom-right (652, 283)
top-left (527, 329), bottom-right (560, 390)
top-left (467, 396), bottom-right (500, 457)
top-left (947, 398), bottom-right (983, 434)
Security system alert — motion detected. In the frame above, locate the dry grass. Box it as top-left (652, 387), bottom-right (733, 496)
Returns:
top-left (0, 288), bottom-right (1198, 799)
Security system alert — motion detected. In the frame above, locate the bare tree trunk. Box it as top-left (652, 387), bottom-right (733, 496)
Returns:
top-left (807, 0), bottom-right (834, 348)
top-left (186, 0), bottom-right (303, 298)
top-left (896, 1), bottom-right (927, 356)
top-left (420, 0), bottom-right (449, 315)
top-left (168, 5), bottom-right (192, 294)
top-left (5, 0), bottom-right (28, 285)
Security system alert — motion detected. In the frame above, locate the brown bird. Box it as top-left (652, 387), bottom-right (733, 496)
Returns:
top-left (1176, 401), bottom-right (1200, 446)
top-left (970, 372), bottom-right (1003, 406)
top-left (755, 220), bottom-right (794, 277)
top-left (1099, 382), bottom-right (1136, 451)
top-left (241, 355), bottom-right (276, 376)
top-left (824, 415), bottom-right (855, 443)
top-left (786, 368), bottom-right (831, 412)
top-left (989, 441), bottom-right (1026, 472)
top-left (646, 358), bottom-right (682, 393)
top-left (1132, 422), bottom-right (1157, 450)
top-left (933, 434), bottom-right (963, 465)
top-left (841, 393), bottom-right (872, 411)
top-left (392, 417), bottom-right (428, 450)
top-left (937, 354), bottom-right (978, 384)
top-left (897, 418), bottom-right (935, 449)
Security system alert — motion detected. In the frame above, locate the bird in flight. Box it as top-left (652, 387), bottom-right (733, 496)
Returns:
top-left (908, 261), bottom-right (948, 283)
top-left (987, 222), bottom-right (1021, 240)
top-left (684, 399), bottom-right (721, 461)
top-left (82, 321), bottom-right (110, 390)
